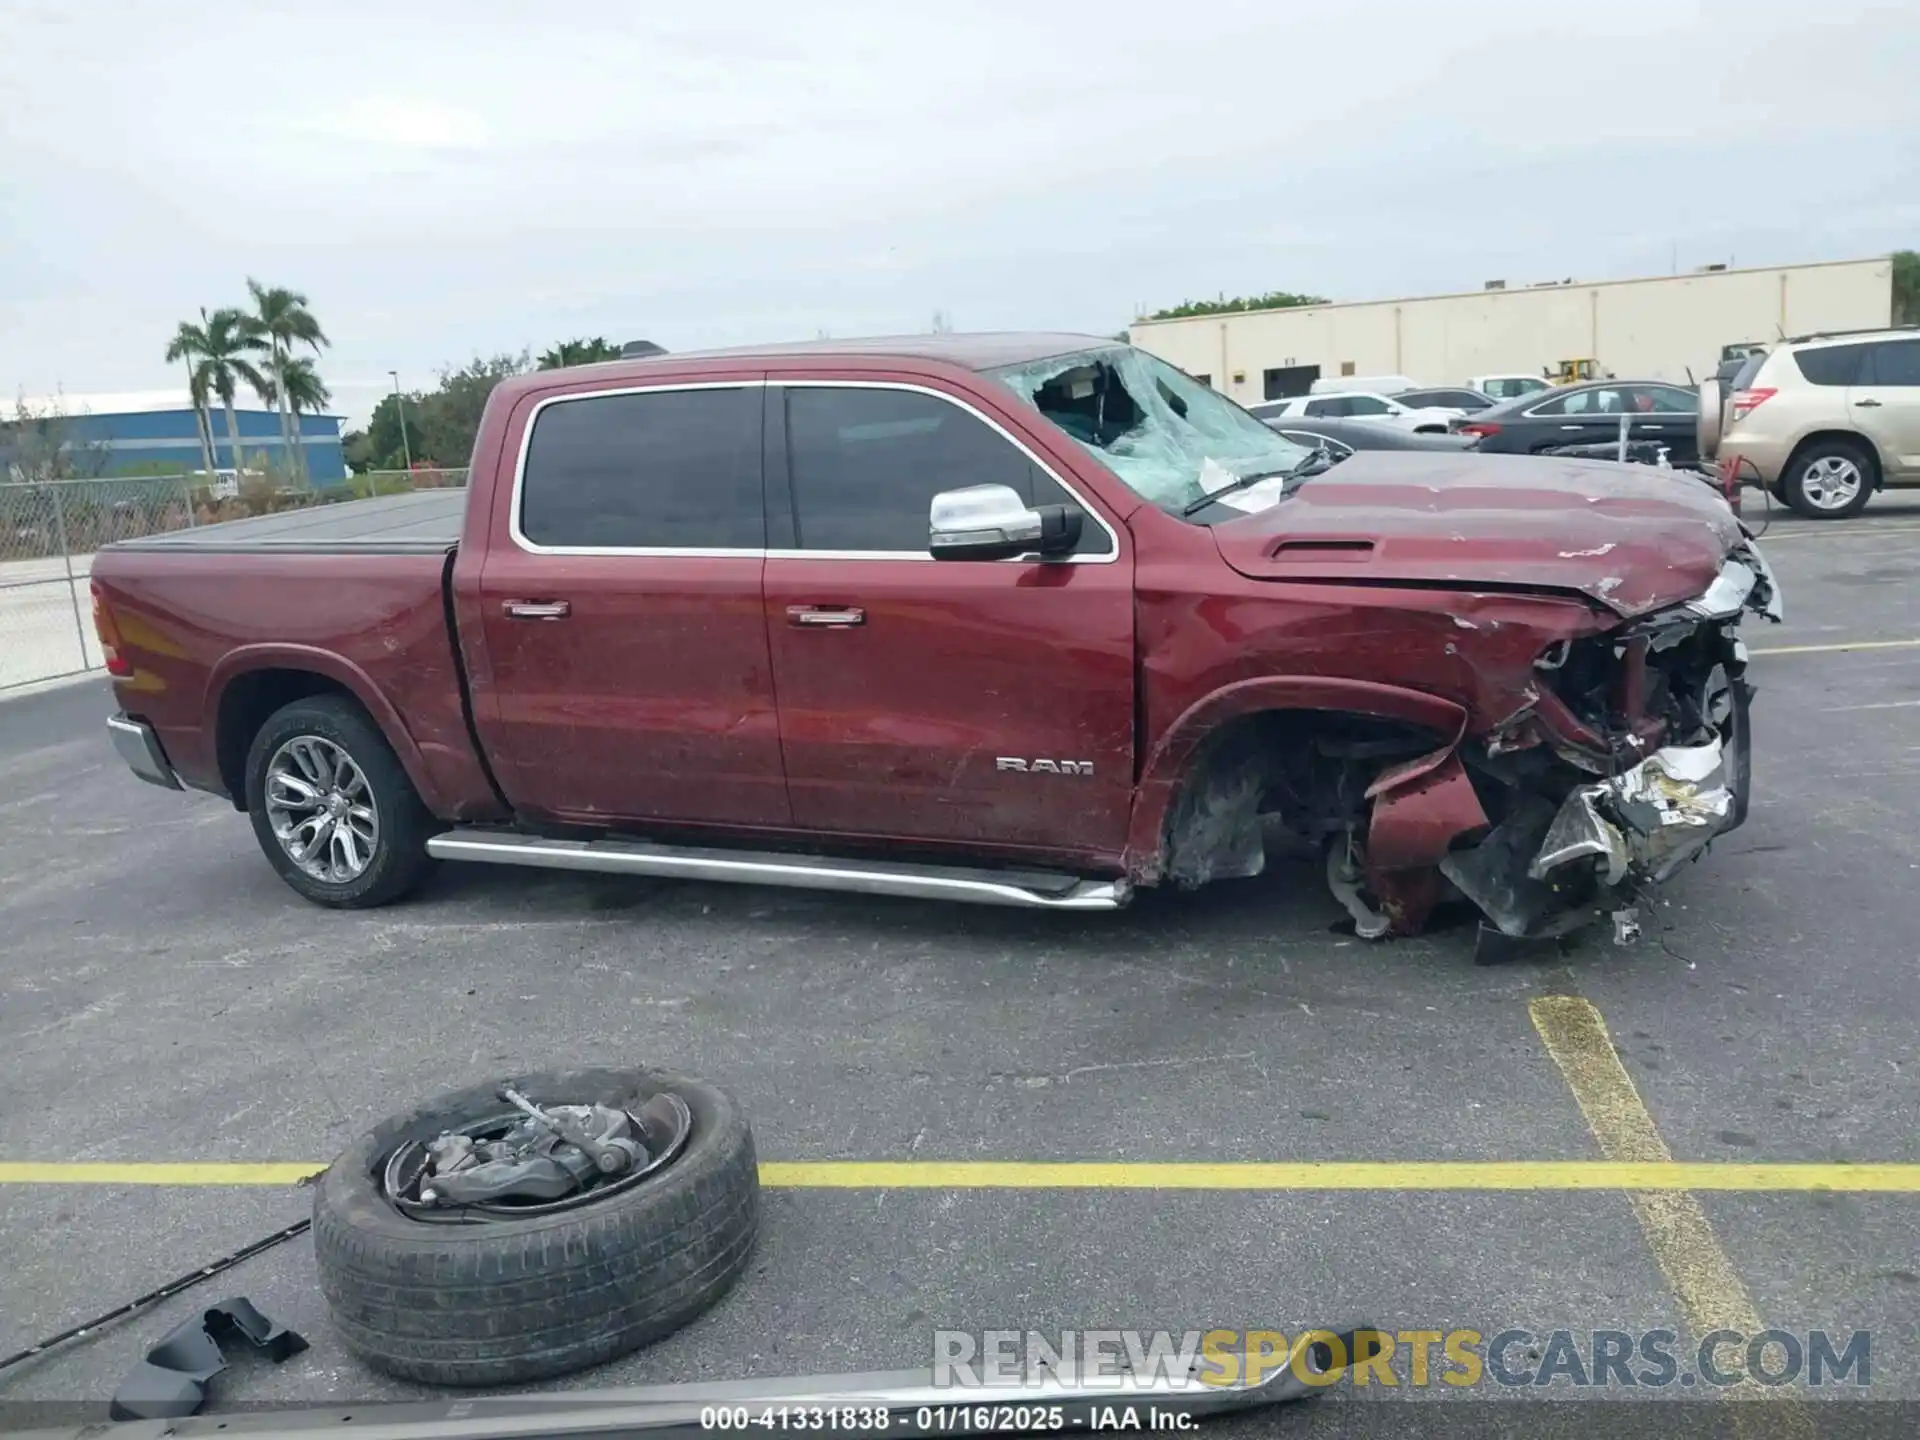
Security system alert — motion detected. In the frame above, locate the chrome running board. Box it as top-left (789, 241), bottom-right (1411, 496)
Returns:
top-left (426, 829), bottom-right (1131, 910)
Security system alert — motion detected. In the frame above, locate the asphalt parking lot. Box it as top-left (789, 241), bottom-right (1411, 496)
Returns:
top-left (3, 499), bottom-right (1919, 1436)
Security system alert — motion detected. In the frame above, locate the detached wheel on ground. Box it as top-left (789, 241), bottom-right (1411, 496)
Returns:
top-left (244, 694), bottom-right (437, 907)
top-left (313, 1067), bottom-right (759, 1387)
top-left (1780, 439), bottom-right (1874, 519)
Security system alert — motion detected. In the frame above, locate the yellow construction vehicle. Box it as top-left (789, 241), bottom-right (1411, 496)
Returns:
top-left (1546, 358), bottom-right (1608, 386)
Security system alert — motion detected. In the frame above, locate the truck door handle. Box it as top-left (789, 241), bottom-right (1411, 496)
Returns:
top-left (503, 600), bottom-right (571, 620)
top-left (1560, 424), bottom-right (1584, 431)
top-left (786, 605), bottom-right (865, 629)
top-left (1854, 398), bottom-right (1883, 408)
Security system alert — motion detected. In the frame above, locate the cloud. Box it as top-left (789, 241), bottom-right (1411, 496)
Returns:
top-left (1, 0), bottom-right (1913, 412)
top-left (306, 97), bottom-right (493, 151)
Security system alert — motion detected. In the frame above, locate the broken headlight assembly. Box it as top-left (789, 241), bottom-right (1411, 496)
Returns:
top-left (1443, 544), bottom-right (1778, 942)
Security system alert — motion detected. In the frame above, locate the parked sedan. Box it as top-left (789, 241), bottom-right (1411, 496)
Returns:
top-left (1250, 392), bottom-right (1461, 433)
top-left (1265, 417), bottom-right (1476, 458)
top-left (1457, 380), bottom-right (1701, 461)
top-left (1393, 386), bottom-right (1495, 412)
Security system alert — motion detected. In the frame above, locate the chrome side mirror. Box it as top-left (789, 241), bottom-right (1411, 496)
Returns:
top-left (928, 484), bottom-right (1081, 561)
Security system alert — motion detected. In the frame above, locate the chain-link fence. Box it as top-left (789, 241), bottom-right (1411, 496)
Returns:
top-left (0, 470), bottom-right (468, 692)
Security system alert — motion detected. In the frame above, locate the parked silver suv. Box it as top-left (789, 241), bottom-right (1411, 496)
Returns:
top-left (1703, 328), bottom-right (1920, 518)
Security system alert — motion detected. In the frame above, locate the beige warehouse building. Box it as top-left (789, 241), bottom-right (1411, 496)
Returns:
top-left (1128, 256), bottom-right (1895, 404)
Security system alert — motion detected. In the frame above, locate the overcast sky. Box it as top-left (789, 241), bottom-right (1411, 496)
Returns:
top-left (3, 0), bottom-right (1915, 425)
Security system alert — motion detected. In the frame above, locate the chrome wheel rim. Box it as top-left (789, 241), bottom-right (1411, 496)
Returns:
top-left (1799, 455), bottom-right (1862, 510)
top-left (265, 736), bottom-right (379, 883)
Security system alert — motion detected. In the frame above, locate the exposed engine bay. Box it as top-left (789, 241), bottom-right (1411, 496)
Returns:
top-left (1161, 539), bottom-right (1782, 946)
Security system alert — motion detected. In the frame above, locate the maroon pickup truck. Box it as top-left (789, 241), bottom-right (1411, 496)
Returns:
top-left (92, 334), bottom-right (1780, 942)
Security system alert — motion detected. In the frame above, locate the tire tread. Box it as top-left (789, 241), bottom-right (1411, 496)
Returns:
top-left (312, 1068), bottom-right (759, 1385)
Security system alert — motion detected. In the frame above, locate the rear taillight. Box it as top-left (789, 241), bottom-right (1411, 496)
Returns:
top-left (90, 582), bottom-right (133, 678)
top-left (1458, 421), bottom-right (1502, 439)
top-left (1729, 387), bottom-right (1776, 424)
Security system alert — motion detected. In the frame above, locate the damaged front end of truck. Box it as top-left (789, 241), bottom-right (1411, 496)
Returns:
top-left (1361, 541), bottom-right (1783, 946)
top-left (1155, 536), bottom-right (1783, 949)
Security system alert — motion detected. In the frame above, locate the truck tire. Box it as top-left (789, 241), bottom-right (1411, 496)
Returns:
top-left (244, 694), bottom-right (437, 908)
top-left (1780, 439), bottom-right (1874, 519)
top-left (312, 1068), bottom-right (759, 1387)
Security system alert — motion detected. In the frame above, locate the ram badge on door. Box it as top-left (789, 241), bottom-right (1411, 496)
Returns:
top-left (996, 757), bottom-right (1095, 776)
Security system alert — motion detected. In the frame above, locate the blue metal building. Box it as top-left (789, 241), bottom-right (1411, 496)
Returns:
top-left (18, 391), bottom-right (348, 484)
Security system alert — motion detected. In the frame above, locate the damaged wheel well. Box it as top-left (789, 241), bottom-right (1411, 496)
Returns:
top-left (1159, 708), bottom-right (1451, 888)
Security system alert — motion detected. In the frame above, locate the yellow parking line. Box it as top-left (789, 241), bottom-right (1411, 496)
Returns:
top-left (0, 1162), bottom-right (326, 1185)
top-left (1530, 996), bottom-right (1810, 1438)
top-left (763, 1161), bottom-right (1920, 1190)
top-left (2, 1159), bottom-right (1917, 1190)
top-left (1748, 638), bottom-right (1920, 656)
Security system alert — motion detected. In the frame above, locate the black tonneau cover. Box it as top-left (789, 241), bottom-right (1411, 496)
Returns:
top-left (108, 490), bottom-right (465, 555)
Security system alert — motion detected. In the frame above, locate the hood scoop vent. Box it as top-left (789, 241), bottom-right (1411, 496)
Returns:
top-left (1269, 538), bottom-right (1377, 559)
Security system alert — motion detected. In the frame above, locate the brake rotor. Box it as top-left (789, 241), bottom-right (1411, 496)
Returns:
top-left (381, 1090), bottom-right (692, 1223)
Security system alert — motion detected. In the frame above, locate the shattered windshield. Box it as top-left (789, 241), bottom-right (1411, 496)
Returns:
top-left (989, 346), bottom-right (1312, 517)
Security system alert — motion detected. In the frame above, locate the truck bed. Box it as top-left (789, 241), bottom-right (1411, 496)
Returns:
top-left (113, 489), bottom-right (466, 554)
top-left (90, 483), bottom-right (501, 820)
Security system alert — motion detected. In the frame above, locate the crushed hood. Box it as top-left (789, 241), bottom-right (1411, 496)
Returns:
top-left (1209, 451), bottom-right (1744, 618)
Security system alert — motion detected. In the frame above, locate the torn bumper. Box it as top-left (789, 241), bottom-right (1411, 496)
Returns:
top-left (1442, 695), bottom-right (1749, 941)
top-left (1532, 739), bottom-right (1734, 889)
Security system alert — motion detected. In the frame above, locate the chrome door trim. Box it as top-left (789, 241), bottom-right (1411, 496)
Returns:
top-left (765, 379), bottom-right (1121, 565)
top-left (506, 380), bottom-right (772, 559)
top-left (504, 378), bottom-right (1124, 564)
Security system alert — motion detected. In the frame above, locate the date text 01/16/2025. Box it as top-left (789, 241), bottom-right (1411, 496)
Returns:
top-left (699, 1404), bottom-right (1193, 1431)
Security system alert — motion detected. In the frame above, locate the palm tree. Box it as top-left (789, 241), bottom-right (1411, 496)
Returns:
top-left (163, 318), bottom-right (222, 480)
top-left (272, 357), bottom-right (333, 472)
top-left (197, 308), bottom-right (272, 478)
top-left (246, 279), bottom-right (329, 480)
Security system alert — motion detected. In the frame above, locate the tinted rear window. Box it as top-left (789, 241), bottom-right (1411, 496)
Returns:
top-left (1791, 343), bottom-right (1869, 387)
top-left (519, 387), bottom-right (764, 549)
top-left (1730, 354), bottom-right (1766, 391)
top-left (1864, 340), bottom-right (1920, 386)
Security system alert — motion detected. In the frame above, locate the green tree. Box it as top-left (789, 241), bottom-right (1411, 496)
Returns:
top-left (360, 392), bottom-right (417, 469)
top-left (272, 356), bottom-right (332, 472)
top-left (162, 318), bottom-right (223, 478)
top-left (246, 279), bottom-right (329, 480)
top-left (341, 427), bottom-right (376, 474)
top-left (185, 307), bottom-right (272, 476)
top-left (1144, 290), bottom-right (1329, 320)
top-left (1, 394), bottom-right (113, 482)
top-left (415, 353), bottom-right (528, 467)
top-left (1894, 250), bottom-right (1919, 325)
top-left (537, 337), bottom-right (622, 369)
